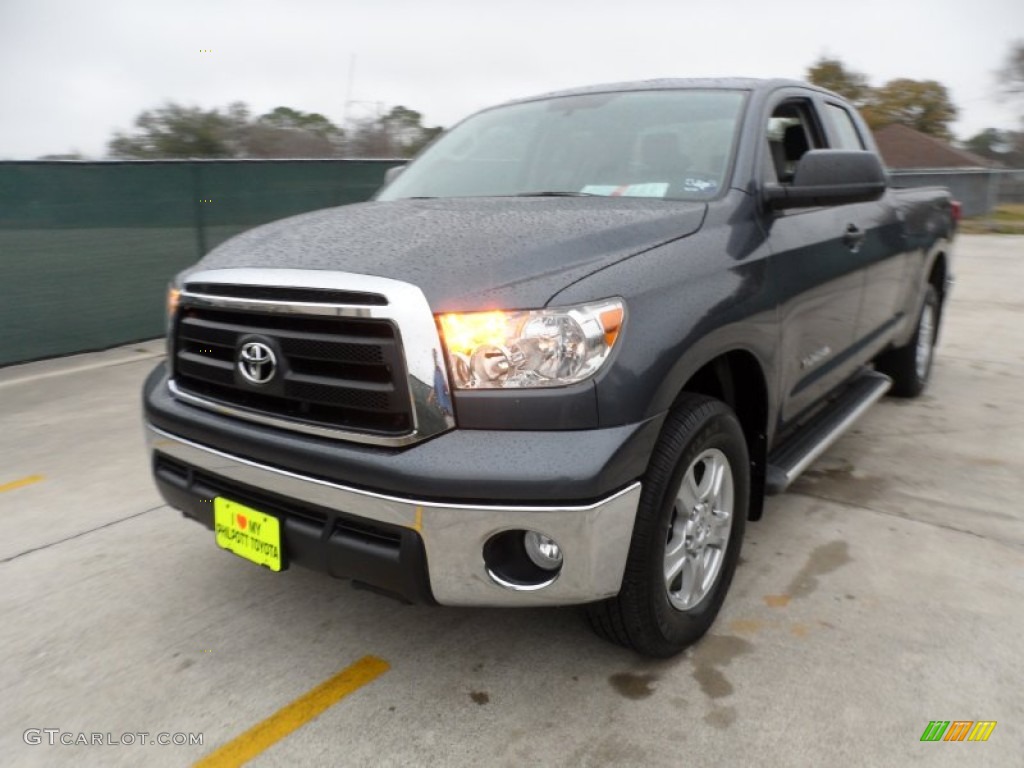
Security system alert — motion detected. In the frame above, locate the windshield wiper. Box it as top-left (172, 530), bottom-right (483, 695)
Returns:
top-left (400, 192), bottom-right (600, 200)
top-left (510, 191), bottom-right (601, 197)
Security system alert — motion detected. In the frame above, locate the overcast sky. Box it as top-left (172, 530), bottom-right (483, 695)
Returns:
top-left (1, 0), bottom-right (1021, 159)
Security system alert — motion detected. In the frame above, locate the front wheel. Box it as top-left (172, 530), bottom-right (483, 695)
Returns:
top-left (587, 394), bottom-right (749, 658)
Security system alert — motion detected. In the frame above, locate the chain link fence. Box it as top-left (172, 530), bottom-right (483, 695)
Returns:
top-left (997, 170), bottom-right (1024, 203)
top-left (887, 169), bottom-right (1001, 217)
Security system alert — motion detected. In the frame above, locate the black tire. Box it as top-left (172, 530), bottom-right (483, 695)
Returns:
top-left (875, 284), bottom-right (939, 398)
top-left (586, 393), bottom-right (749, 658)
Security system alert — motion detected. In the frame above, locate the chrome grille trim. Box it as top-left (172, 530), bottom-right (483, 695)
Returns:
top-left (168, 268), bottom-right (456, 447)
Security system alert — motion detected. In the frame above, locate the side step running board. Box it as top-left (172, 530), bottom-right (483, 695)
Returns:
top-left (765, 370), bottom-right (892, 495)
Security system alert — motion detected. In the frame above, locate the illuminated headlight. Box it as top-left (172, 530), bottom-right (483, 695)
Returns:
top-left (165, 284), bottom-right (181, 362)
top-left (167, 285), bottom-right (181, 324)
top-left (438, 299), bottom-right (624, 389)
top-left (166, 284), bottom-right (182, 340)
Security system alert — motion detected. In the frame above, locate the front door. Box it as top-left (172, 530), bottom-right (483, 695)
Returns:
top-left (762, 94), bottom-right (868, 427)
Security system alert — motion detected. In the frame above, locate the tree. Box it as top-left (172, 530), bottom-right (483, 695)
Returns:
top-left (806, 57), bottom-right (960, 141)
top-left (997, 39), bottom-right (1024, 100)
top-left (862, 79), bottom-right (959, 140)
top-left (964, 128), bottom-right (1011, 156)
top-left (346, 105), bottom-right (443, 158)
top-left (258, 106), bottom-right (339, 136)
top-left (107, 102), bottom-right (350, 159)
top-left (345, 117), bottom-right (394, 157)
top-left (241, 125), bottom-right (342, 158)
top-left (380, 106), bottom-right (443, 155)
top-left (36, 152), bottom-right (84, 160)
top-left (963, 128), bottom-right (1024, 168)
top-left (245, 106), bottom-right (345, 158)
top-left (806, 56), bottom-right (871, 107)
top-left (108, 102), bottom-right (249, 159)
top-left (108, 101), bottom-right (440, 159)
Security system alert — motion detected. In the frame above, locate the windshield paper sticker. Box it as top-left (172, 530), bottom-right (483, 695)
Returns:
top-left (682, 178), bottom-right (718, 193)
top-left (581, 183), bottom-right (669, 198)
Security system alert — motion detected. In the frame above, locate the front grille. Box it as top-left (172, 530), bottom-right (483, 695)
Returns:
top-left (172, 300), bottom-right (413, 436)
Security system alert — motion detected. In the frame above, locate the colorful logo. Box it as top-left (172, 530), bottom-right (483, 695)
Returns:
top-left (920, 721), bottom-right (996, 742)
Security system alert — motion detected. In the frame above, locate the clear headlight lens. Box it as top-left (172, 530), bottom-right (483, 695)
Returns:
top-left (438, 299), bottom-right (624, 389)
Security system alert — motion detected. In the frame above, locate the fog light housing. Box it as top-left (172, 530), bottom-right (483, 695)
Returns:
top-left (523, 531), bottom-right (563, 571)
top-left (483, 530), bottom-right (563, 590)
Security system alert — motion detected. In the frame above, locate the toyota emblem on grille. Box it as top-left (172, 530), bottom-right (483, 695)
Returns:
top-left (237, 341), bottom-right (277, 385)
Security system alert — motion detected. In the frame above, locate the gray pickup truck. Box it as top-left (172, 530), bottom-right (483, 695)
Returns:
top-left (143, 78), bottom-right (956, 657)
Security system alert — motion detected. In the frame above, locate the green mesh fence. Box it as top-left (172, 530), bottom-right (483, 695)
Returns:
top-left (0, 160), bottom-right (397, 366)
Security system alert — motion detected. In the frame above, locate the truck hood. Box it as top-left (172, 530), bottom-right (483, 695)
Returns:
top-left (184, 197), bottom-right (706, 310)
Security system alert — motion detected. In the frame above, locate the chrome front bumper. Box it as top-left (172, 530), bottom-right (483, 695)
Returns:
top-left (146, 425), bottom-right (641, 607)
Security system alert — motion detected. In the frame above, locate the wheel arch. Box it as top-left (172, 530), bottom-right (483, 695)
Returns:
top-left (670, 349), bottom-right (770, 521)
top-left (928, 250), bottom-right (948, 294)
top-left (925, 247), bottom-right (950, 343)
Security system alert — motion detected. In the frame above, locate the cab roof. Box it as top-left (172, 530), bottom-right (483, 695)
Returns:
top-left (504, 78), bottom-right (826, 107)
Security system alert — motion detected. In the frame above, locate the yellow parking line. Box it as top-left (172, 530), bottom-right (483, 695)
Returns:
top-left (193, 655), bottom-right (390, 768)
top-left (0, 475), bottom-right (44, 494)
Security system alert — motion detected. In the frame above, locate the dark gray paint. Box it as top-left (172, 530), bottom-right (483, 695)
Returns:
top-left (183, 197), bottom-right (706, 312)
top-left (144, 363), bottom-right (663, 502)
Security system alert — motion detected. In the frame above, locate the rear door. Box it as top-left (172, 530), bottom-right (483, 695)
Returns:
top-left (761, 92), bottom-right (869, 426)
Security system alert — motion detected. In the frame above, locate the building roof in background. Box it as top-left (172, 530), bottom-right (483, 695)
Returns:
top-left (873, 123), bottom-right (994, 169)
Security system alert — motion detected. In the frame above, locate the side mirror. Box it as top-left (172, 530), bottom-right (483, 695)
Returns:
top-left (763, 150), bottom-right (886, 210)
top-left (383, 165), bottom-right (406, 185)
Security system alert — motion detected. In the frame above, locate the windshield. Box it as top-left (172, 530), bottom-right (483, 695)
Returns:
top-left (378, 89), bottom-right (747, 202)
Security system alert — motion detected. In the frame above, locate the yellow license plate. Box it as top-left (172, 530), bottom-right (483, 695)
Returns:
top-left (214, 497), bottom-right (282, 572)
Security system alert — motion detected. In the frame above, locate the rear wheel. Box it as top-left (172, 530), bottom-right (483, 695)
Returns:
top-left (876, 284), bottom-right (939, 398)
top-left (587, 394), bottom-right (749, 657)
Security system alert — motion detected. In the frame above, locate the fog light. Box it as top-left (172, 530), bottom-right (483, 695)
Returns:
top-left (523, 531), bottom-right (563, 571)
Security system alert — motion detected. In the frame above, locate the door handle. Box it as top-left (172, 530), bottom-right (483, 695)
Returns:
top-left (843, 223), bottom-right (866, 251)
